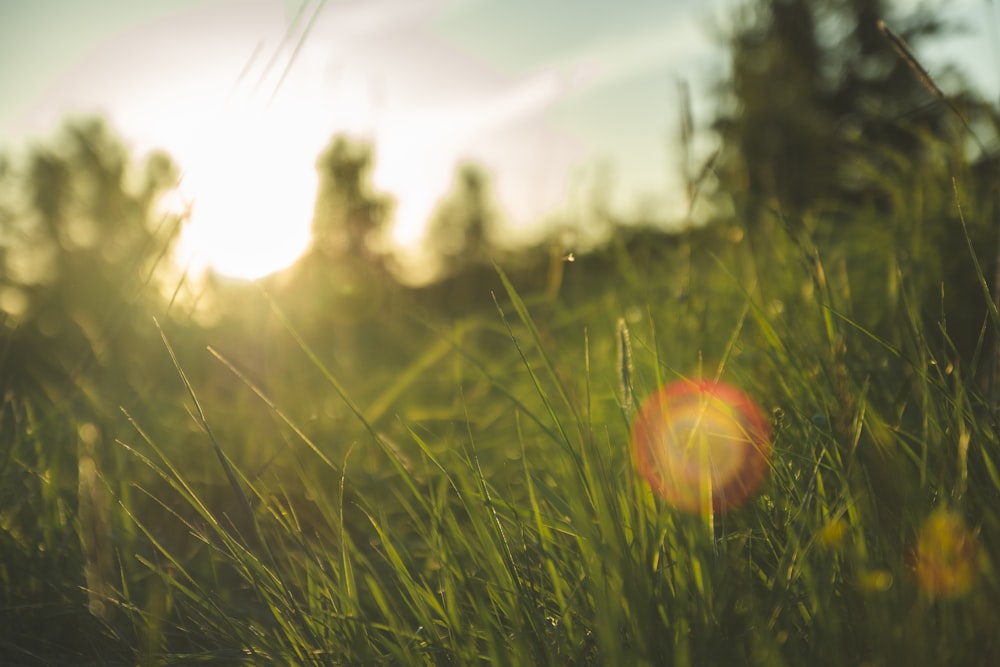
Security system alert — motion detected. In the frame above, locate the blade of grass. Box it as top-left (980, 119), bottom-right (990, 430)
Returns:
top-left (154, 319), bottom-right (254, 529)
top-left (494, 262), bottom-right (585, 440)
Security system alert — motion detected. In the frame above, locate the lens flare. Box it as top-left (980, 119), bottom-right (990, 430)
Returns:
top-left (630, 379), bottom-right (772, 513)
top-left (913, 509), bottom-right (980, 599)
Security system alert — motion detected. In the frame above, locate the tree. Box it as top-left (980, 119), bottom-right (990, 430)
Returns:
top-left (709, 0), bottom-right (1000, 378)
top-left (276, 135), bottom-right (396, 357)
top-left (309, 135), bottom-right (392, 262)
top-left (425, 162), bottom-right (498, 276)
top-left (0, 117), bottom-right (184, 403)
top-left (710, 0), bottom-right (960, 221)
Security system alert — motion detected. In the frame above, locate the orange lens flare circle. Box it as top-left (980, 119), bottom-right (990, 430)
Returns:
top-left (630, 379), bottom-right (772, 513)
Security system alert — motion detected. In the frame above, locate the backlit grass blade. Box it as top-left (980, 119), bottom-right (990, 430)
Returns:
top-left (207, 345), bottom-right (339, 473)
top-left (494, 262), bottom-right (585, 440)
top-left (154, 319), bottom-right (255, 530)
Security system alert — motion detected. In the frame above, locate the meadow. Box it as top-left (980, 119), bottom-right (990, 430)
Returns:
top-left (4, 3), bottom-right (1000, 661)
top-left (3, 123), bottom-right (999, 665)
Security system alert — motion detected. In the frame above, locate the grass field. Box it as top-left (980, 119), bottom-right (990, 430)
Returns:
top-left (2, 125), bottom-right (1000, 664)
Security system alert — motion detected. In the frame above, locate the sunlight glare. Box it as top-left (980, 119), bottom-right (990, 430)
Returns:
top-left (172, 103), bottom-right (319, 280)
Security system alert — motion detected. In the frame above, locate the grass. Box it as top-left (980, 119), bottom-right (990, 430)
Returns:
top-left (3, 137), bottom-right (1000, 665)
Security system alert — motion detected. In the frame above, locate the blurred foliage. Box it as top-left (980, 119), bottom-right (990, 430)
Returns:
top-left (310, 135), bottom-right (393, 263)
top-left (712, 0), bottom-right (963, 216)
top-left (273, 134), bottom-right (403, 372)
top-left (0, 118), bottom-right (185, 402)
top-left (425, 162), bottom-right (499, 278)
top-left (709, 0), bottom-right (1000, 367)
top-left (0, 117), bottom-right (189, 661)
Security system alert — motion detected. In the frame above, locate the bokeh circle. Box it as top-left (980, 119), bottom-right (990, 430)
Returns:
top-left (630, 379), bottom-right (772, 513)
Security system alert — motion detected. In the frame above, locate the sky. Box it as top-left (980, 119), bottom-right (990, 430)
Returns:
top-left (1, 0), bottom-right (998, 281)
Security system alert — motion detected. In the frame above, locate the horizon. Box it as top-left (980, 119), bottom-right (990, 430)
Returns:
top-left (2, 0), bottom-right (997, 281)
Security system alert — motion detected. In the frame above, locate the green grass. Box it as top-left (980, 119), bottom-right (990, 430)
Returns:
top-left (3, 140), bottom-right (1000, 664)
top-left (138, 231), bottom-right (992, 662)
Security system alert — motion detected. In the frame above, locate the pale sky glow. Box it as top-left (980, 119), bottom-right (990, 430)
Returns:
top-left (1, 0), bottom-right (998, 281)
top-left (0, 0), bottom-right (725, 280)
top-left (373, 67), bottom-right (592, 245)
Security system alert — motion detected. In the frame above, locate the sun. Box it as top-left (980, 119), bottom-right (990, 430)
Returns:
top-left (168, 104), bottom-right (321, 281)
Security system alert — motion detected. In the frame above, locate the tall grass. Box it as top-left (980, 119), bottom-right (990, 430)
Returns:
top-left (85, 159), bottom-right (1000, 665)
top-left (1, 116), bottom-right (997, 665)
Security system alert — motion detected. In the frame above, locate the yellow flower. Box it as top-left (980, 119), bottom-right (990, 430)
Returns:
top-left (818, 518), bottom-right (849, 549)
top-left (913, 509), bottom-right (979, 599)
top-left (859, 569), bottom-right (893, 593)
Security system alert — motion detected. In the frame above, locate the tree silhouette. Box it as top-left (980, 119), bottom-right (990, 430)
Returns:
top-left (709, 0), bottom-right (999, 373)
top-left (711, 0), bottom-right (958, 220)
top-left (425, 162), bottom-right (498, 276)
top-left (275, 134), bottom-right (397, 351)
top-left (309, 135), bottom-right (392, 262)
top-left (0, 117), bottom-right (184, 402)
